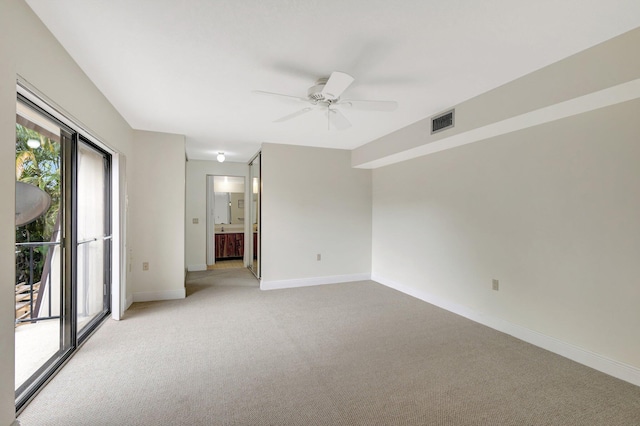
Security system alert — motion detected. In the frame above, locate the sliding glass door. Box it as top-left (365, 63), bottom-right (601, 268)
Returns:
top-left (15, 93), bottom-right (112, 411)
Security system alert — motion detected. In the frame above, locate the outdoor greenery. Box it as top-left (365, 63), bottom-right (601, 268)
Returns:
top-left (15, 124), bottom-right (61, 285)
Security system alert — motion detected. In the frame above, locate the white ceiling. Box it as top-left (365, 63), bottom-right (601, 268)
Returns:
top-left (25, 0), bottom-right (640, 163)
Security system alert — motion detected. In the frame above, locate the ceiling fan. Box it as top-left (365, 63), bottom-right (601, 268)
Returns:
top-left (254, 71), bottom-right (398, 130)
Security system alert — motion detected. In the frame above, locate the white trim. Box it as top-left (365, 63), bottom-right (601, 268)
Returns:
top-left (125, 294), bottom-right (134, 310)
top-left (261, 273), bottom-right (371, 291)
top-left (187, 264), bottom-right (208, 272)
top-left (111, 153), bottom-right (122, 320)
top-left (372, 273), bottom-right (640, 388)
top-left (118, 154), bottom-right (129, 316)
top-left (132, 289), bottom-right (186, 302)
top-left (12, 419), bottom-right (21, 426)
top-left (206, 175), bottom-right (215, 266)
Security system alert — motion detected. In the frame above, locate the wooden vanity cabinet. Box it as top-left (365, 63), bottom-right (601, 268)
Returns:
top-left (215, 233), bottom-right (244, 259)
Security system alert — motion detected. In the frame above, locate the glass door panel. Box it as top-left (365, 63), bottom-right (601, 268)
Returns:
top-left (14, 100), bottom-right (69, 397)
top-left (76, 140), bottom-right (111, 336)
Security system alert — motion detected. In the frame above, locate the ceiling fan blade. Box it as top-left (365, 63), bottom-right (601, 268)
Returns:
top-left (321, 71), bottom-right (354, 99)
top-left (339, 99), bottom-right (398, 111)
top-left (328, 108), bottom-right (351, 130)
top-left (273, 107), bottom-right (313, 123)
top-left (252, 90), bottom-right (308, 102)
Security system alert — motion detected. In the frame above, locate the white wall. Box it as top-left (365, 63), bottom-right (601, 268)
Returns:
top-left (129, 130), bottom-right (186, 302)
top-left (366, 26), bottom-right (640, 386)
top-left (185, 160), bottom-right (249, 271)
top-left (1, 1), bottom-right (135, 423)
top-left (261, 143), bottom-right (372, 288)
top-left (0, 6), bottom-right (18, 423)
top-left (372, 98), bottom-right (640, 381)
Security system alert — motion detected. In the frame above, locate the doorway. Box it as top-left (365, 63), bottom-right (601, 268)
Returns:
top-left (206, 175), bottom-right (246, 270)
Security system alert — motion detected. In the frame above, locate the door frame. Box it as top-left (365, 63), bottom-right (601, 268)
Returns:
top-left (206, 174), bottom-right (215, 266)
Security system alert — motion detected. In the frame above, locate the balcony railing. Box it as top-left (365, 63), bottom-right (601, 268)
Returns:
top-left (15, 241), bottom-right (59, 326)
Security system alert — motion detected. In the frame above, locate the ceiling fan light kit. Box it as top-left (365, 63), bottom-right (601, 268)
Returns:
top-left (255, 71), bottom-right (397, 130)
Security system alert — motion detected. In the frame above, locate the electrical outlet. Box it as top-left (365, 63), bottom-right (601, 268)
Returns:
top-left (492, 279), bottom-right (499, 291)
top-left (192, 218), bottom-right (199, 224)
top-left (143, 262), bottom-right (149, 271)
top-left (317, 254), bottom-right (321, 261)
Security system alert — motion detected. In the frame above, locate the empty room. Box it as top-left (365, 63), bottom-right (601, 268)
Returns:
top-left (2, 1), bottom-right (640, 425)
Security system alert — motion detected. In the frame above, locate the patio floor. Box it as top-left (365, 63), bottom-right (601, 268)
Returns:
top-left (15, 315), bottom-right (94, 390)
top-left (15, 319), bottom-right (59, 389)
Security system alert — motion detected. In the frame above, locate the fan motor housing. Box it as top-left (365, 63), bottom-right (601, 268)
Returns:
top-left (308, 78), bottom-right (336, 103)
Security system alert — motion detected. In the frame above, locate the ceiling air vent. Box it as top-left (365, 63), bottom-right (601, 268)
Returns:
top-left (431, 109), bottom-right (455, 134)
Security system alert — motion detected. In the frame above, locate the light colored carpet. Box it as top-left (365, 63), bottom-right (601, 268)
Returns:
top-left (18, 269), bottom-right (640, 425)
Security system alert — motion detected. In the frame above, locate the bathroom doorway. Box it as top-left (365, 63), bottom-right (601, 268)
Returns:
top-left (206, 175), bottom-right (246, 270)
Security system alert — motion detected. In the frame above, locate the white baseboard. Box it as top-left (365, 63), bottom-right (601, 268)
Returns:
top-left (125, 294), bottom-right (134, 310)
top-left (132, 288), bottom-right (186, 302)
top-left (12, 419), bottom-right (21, 426)
top-left (372, 273), bottom-right (640, 388)
top-left (187, 264), bottom-right (207, 272)
top-left (261, 273), bottom-right (371, 291)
